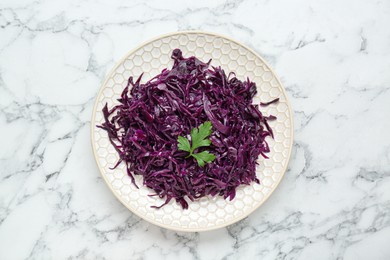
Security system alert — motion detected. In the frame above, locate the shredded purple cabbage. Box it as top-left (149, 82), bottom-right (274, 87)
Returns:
top-left (98, 49), bottom-right (277, 209)
top-left (260, 98), bottom-right (279, 106)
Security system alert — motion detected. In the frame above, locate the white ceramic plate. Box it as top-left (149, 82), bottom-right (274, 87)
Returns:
top-left (91, 31), bottom-right (293, 232)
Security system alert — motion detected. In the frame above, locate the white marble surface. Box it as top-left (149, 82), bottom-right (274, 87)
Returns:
top-left (0, 0), bottom-right (389, 259)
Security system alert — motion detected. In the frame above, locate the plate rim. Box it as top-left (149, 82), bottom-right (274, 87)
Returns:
top-left (90, 30), bottom-right (294, 232)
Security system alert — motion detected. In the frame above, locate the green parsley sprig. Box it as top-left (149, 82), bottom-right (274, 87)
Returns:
top-left (177, 121), bottom-right (216, 167)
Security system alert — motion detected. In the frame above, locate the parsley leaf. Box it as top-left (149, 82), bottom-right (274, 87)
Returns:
top-left (177, 136), bottom-right (191, 152)
top-left (190, 121), bottom-right (212, 152)
top-left (177, 121), bottom-right (216, 167)
top-left (192, 151), bottom-right (216, 167)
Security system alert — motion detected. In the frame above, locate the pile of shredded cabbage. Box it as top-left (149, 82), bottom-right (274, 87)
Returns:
top-left (98, 49), bottom-right (277, 209)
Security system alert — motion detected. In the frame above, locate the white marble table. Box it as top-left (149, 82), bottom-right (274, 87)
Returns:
top-left (1, 0), bottom-right (389, 259)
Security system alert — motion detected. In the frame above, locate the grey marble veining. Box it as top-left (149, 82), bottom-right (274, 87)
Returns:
top-left (0, 0), bottom-right (390, 259)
